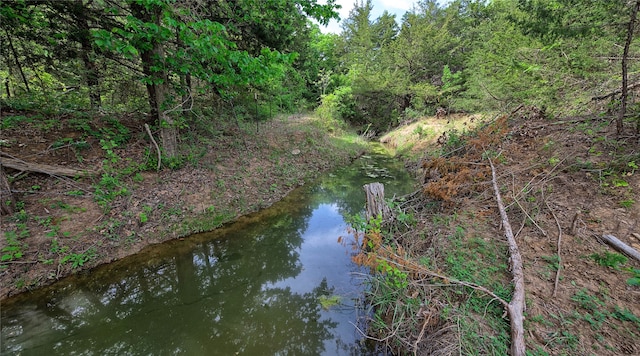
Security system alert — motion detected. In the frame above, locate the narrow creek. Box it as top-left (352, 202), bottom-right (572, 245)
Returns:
top-left (1, 146), bottom-right (415, 355)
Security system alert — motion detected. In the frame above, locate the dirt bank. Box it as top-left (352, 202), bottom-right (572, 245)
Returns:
top-left (0, 113), bottom-right (367, 300)
top-left (371, 111), bottom-right (640, 355)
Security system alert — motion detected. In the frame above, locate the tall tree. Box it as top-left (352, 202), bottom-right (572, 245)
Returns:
top-left (91, 0), bottom-right (340, 160)
top-left (340, 0), bottom-right (375, 70)
top-left (127, 1), bottom-right (173, 155)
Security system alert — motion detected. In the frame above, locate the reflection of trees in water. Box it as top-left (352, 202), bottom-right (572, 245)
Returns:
top-left (309, 153), bottom-right (414, 220)
top-left (0, 154), bottom-right (411, 355)
top-left (1, 195), bottom-right (338, 355)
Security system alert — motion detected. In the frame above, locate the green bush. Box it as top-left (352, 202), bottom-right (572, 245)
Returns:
top-left (316, 86), bottom-right (356, 122)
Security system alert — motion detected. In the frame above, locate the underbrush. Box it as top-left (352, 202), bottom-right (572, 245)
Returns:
top-left (348, 107), bottom-right (640, 355)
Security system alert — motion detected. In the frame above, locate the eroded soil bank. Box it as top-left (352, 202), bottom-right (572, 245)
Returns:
top-left (0, 113), bottom-right (367, 300)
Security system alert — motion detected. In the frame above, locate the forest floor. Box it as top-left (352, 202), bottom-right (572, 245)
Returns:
top-left (2, 106), bottom-right (639, 355)
top-left (378, 109), bottom-right (640, 355)
top-left (0, 110), bottom-right (366, 300)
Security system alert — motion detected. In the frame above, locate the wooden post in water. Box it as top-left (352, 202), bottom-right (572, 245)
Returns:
top-left (363, 182), bottom-right (393, 221)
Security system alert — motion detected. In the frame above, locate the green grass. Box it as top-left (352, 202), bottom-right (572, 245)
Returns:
top-left (440, 220), bottom-right (513, 354)
top-left (590, 251), bottom-right (628, 269)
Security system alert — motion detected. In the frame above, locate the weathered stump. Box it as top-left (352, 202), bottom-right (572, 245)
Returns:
top-left (363, 182), bottom-right (393, 221)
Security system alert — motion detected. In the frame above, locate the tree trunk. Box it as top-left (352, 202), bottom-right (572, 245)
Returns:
top-left (181, 73), bottom-right (192, 113)
top-left (74, 0), bottom-right (101, 109)
top-left (176, 28), bottom-right (193, 115)
top-left (1, 166), bottom-right (15, 216)
top-left (618, 0), bottom-right (640, 137)
top-left (138, 46), bottom-right (160, 125)
top-left (157, 78), bottom-right (177, 158)
top-left (130, 2), bottom-right (177, 159)
top-left (4, 28), bottom-right (30, 93)
top-left (130, 3), bottom-right (159, 125)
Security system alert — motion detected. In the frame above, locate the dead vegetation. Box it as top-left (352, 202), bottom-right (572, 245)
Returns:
top-left (354, 108), bottom-right (640, 355)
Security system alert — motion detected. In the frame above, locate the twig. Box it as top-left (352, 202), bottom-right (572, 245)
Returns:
top-left (489, 157), bottom-right (526, 356)
top-left (162, 86), bottom-right (194, 116)
top-left (515, 214), bottom-right (527, 239)
top-left (350, 321), bottom-right (395, 343)
top-left (512, 196), bottom-right (548, 238)
top-left (377, 254), bottom-right (509, 309)
top-left (144, 124), bottom-right (161, 172)
top-left (413, 314), bottom-right (431, 356)
top-left (545, 199), bottom-right (563, 297)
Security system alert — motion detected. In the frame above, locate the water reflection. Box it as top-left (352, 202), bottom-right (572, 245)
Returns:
top-left (1, 149), bottom-right (414, 355)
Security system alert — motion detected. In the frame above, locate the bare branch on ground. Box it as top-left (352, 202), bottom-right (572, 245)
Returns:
top-left (489, 158), bottom-right (526, 356)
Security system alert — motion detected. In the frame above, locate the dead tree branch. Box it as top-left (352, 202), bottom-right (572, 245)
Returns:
top-left (591, 82), bottom-right (640, 101)
top-left (144, 124), bottom-right (161, 171)
top-left (601, 234), bottom-right (640, 262)
top-left (0, 155), bottom-right (98, 178)
top-left (545, 200), bottom-right (563, 297)
top-left (489, 158), bottom-right (526, 356)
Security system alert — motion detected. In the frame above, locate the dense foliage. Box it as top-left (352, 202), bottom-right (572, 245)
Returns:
top-left (2, 0), bottom-right (640, 152)
top-left (1, 0), bottom-right (339, 157)
top-left (317, 0), bottom-right (640, 135)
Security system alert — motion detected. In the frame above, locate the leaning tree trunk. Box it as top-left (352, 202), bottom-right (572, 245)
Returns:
top-left (4, 28), bottom-right (29, 93)
top-left (1, 166), bottom-right (15, 215)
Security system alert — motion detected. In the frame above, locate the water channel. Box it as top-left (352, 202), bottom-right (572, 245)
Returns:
top-left (1, 147), bottom-right (415, 355)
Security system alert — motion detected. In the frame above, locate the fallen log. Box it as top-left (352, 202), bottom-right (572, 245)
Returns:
top-left (601, 234), bottom-right (640, 262)
top-left (0, 157), bottom-right (98, 178)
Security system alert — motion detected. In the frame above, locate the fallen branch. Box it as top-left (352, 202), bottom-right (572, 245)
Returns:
top-left (545, 200), bottom-right (563, 297)
top-left (0, 156), bottom-right (98, 177)
top-left (489, 158), bottom-right (526, 356)
top-left (379, 255), bottom-right (509, 309)
top-left (601, 234), bottom-right (640, 262)
top-left (591, 81), bottom-right (640, 101)
top-left (144, 124), bottom-right (161, 171)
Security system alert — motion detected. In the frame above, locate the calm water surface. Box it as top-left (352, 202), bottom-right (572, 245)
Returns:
top-left (1, 147), bottom-right (415, 355)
